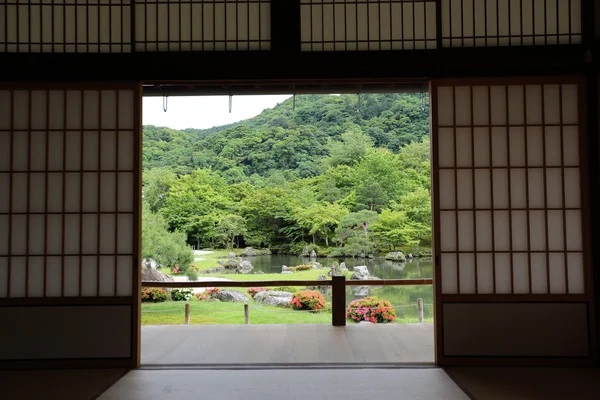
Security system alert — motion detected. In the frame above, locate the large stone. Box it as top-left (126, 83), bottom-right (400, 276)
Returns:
top-left (215, 290), bottom-right (249, 303)
top-left (300, 246), bottom-right (310, 257)
top-left (214, 290), bottom-right (248, 303)
top-left (351, 265), bottom-right (372, 280)
top-left (384, 252), bottom-right (406, 262)
top-left (236, 260), bottom-right (254, 274)
top-left (317, 274), bottom-right (327, 281)
top-left (141, 266), bottom-right (174, 282)
top-left (282, 265), bottom-right (289, 272)
top-left (310, 250), bottom-right (317, 258)
top-left (241, 247), bottom-right (257, 256)
top-left (281, 271), bottom-right (294, 274)
top-left (254, 291), bottom-right (293, 308)
top-left (309, 261), bottom-right (322, 269)
top-left (339, 262), bottom-right (348, 272)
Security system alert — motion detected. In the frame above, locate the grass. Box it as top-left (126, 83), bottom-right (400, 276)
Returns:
top-left (141, 300), bottom-right (332, 325)
top-left (192, 249), bottom-right (234, 271)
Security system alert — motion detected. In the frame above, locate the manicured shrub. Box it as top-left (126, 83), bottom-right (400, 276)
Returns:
top-left (346, 297), bottom-right (396, 323)
top-left (248, 287), bottom-right (270, 298)
top-left (171, 288), bottom-right (194, 301)
top-left (141, 288), bottom-right (170, 303)
top-left (291, 291), bottom-right (325, 311)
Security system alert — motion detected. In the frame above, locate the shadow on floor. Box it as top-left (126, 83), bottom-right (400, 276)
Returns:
top-left (445, 367), bottom-right (600, 400)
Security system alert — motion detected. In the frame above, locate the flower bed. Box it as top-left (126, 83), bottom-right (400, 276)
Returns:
top-left (346, 297), bottom-right (396, 323)
top-left (291, 291), bottom-right (325, 311)
top-left (141, 288), bottom-right (170, 303)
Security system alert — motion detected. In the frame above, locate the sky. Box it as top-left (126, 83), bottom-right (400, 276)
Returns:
top-left (142, 95), bottom-right (292, 130)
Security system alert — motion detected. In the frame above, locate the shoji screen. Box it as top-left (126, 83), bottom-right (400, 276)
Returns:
top-left (134, 0), bottom-right (271, 51)
top-left (0, 84), bottom-right (141, 367)
top-left (431, 78), bottom-right (594, 365)
top-left (0, 0), bottom-right (132, 53)
top-left (300, 0), bottom-right (437, 51)
top-left (441, 0), bottom-right (582, 47)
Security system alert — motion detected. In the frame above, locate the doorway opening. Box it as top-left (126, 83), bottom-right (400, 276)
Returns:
top-left (139, 83), bottom-right (435, 365)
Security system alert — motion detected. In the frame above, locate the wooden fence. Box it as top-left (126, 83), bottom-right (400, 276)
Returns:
top-left (142, 276), bottom-right (433, 326)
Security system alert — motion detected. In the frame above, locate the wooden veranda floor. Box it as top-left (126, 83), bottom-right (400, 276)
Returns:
top-left (141, 323), bottom-right (434, 365)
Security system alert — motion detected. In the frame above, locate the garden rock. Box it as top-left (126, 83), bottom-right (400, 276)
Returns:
top-left (242, 247), bottom-right (257, 256)
top-left (350, 265), bottom-right (380, 281)
top-left (282, 265), bottom-right (289, 272)
top-left (300, 246), bottom-right (310, 257)
top-left (317, 274), bottom-right (327, 281)
top-left (141, 266), bottom-right (174, 282)
top-left (310, 250), bottom-right (317, 258)
top-left (254, 290), bottom-right (293, 308)
top-left (339, 262), bottom-right (348, 272)
top-left (215, 290), bottom-right (249, 303)
top-left (385, 252), bottom-right (406, 262)
top-left (236, 260), bottom-right (254, 274)
top-left (353, 286), bottom-right (370, 297)
top-left (309, 261), bottom-right (322, 269)
top-left (282, 270), bottom-right (293, 274)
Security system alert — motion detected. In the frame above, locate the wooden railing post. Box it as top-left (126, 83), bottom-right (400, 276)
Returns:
top-left (332, 276), bottom-right (346, 326)
top-left (185, 302), bottom-right (190, 325)
top-left (244, 304), bottom-right (250, 324)
top-left (417, 298), bottom-right (423, 324)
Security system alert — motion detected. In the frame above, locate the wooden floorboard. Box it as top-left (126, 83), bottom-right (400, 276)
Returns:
top-left (141, 324), bottom-right (435, 365)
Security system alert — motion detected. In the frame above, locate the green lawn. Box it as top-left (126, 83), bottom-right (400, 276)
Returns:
top-left (192, 249), bottom-right (235, 271)
top-left (141, 300), bottom-right (331, 325)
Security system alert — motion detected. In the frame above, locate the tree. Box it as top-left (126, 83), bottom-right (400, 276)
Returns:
top-left (292, 203), bottom-right (349, 246)
top-left (372, 209), bottom-right (419, 251)
top-left (142, 206), bottom-right (194, 271)
top-left (142, 167), bottom-right (176, 212)
top-left (355, 182), bottom-right (389, 212)
top-left (326, 126), bottom-right (373, 167)
top-left (216, 214), bottom-right (247, 249)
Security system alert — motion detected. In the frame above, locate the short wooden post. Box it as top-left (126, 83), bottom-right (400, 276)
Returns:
top-left (417, 298), bottom-right (423, 324)
top-left (244, 303), bottom-right (250, 324)
top-left (185, 302), bottom-right (190, 325)
top-left (332, 276), bottom-right (346, 326)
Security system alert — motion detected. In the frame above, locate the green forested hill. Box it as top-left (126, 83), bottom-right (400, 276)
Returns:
top-left (142, 93), bottom-right (431, 265)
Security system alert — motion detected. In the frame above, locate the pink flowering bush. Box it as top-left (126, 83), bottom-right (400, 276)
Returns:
top-left (346, 297), bottom-right (396, 323)
top-left (247, 287), bottom-right (270, 298)
top-left (291, 291), bottom-right (325, 312)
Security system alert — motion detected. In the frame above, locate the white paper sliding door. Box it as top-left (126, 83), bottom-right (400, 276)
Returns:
top-left (431, 77), bottom-right (594, 365)
top-left (0, 83), bottom-right (141, 368)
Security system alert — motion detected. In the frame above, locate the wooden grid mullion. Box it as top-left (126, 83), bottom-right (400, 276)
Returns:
top-left (78, 89), bottom-right (84, 297)
top-left (24, 90), bottom-right (32, 297)
top-left (559, 84), bottom-right (569, 293)
top-left (453, 85), bottom-right (460, 293)
top-left (541, 84), bottom-right (551, 293)
top-left (43, 90), bottom-right (50, 297)
top-left (470, 85), bottom-right (478, 294)
top-left (523, 83), bottom-right (533, 294)
top-left (487, 84), bottom-right (496, 294)
top-left (97, 90), bottom-right (102, 296)
top-left (7, 90), bottom-right (14, 297)
top-left (505, 84), bottom-right (514, 294)
top-left (60, 89), bottom-right (67, 297)
top-left (114, 90), bottom-right (120, 296)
